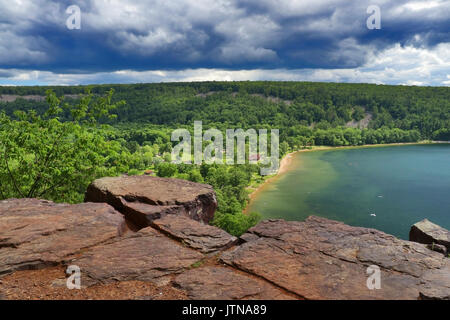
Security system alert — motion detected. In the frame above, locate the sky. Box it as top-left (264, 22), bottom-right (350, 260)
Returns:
top-left (0, 0), bottom-right (449, 86)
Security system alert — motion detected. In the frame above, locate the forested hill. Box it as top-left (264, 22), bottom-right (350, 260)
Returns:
top-left (0, 81), bottom-right (449, 140)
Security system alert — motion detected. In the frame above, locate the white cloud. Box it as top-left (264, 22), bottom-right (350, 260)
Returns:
top-left (389, 0), bottom-right (450, 21)
top-left (1, 42), bottom-right (449, 86)
top-left (402, 0), bottom-right (445, 11)
top-left (361, 43), bottom-right (450, 85)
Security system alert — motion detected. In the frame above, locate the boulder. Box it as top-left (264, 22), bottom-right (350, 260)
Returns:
top-left (71, 227), bottom-right (204, 287)
top-left (173, 266), bottom-right (294, 300)
top-left (221, 216), bottom-right (450, 300)
top-left (85, 176), bottom-right (217, 228)
top-left (409, 219), bottom-right (450, 253)
top-left (151, 215), bottom-right (238, 253)
top-left (0, 198), bottom-right (123, 276)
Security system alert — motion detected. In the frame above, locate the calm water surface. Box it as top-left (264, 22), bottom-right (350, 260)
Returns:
top-left (247, 144), bottom-right (450, 239)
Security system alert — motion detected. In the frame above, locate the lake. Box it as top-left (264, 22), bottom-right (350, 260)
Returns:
top-left (246, 144), bottom-right (450, 239)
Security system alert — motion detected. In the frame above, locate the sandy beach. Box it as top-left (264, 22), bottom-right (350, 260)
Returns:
top-left (244, 150), bottom-right (299, 212)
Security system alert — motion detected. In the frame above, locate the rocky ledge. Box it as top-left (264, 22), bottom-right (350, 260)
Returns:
top-left (410, 219), bottom-right (450, 255)
top-left (223, 217), bottom-right (450, 300)
top-left (85, 175), bottom-right (217, 228)
top-left (0, 198), bottom-right (123, 276)
top-left (1, 176), bottom-right (449, 300)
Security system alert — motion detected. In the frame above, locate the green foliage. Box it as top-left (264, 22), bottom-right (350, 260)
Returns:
top-left (190, 260), bottom-right (205, 269)
top-left (2, 82), bottom-right (447, 139)
top-left (310, 127), bottom-right (421, 146)
top-left (212, 211), bottom-right (261, 237)
top-left (432, 128), bottom-right (450, 141)
top-left (0, 90), bottom-right (126, 203)
top-left (156, 162), bottom-right (178, 177)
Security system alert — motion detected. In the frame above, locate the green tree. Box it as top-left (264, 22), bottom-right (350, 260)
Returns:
top-left (212, 211), bottom-right (261, 237)
top-left (156, 162), bottom-right (178, 177)
top-left (0, 89), bottom-right (126, 203)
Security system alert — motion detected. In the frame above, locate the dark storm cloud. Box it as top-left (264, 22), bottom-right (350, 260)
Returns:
top-left (0, 0), bottom-right (448, 72)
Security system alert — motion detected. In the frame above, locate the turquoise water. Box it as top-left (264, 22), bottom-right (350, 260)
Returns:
top-left (247, 144), bottom-right (450, 239)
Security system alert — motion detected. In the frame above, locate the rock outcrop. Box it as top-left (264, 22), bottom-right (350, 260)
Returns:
top-left (173, 266), bottom-right (294, 300)
top-left (221, 217), bottom-right (450, 300)
top-left (151, 215), bottom-right (237, 253)
top-left (72, 227), bottom-right (204, 287)
top-left (409, 219), bottom-right (450, 255)
top-left (0, 198), bottom-right (123, 276)
top-left (1, 179), bottom-right (450, 300)
top-left (85, 176), bottom-right (217, 228)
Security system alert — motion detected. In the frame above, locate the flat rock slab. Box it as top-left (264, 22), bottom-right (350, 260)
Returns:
top-left (410, 219), bottom-right (450, 253)
top-left (221, 216), bottom-right (450, 300)
top-left (151, 215), bottom-right (238, 253)
top-left (117, 199), bottom-right (182, 231)
top-left (174, 266), bottom-right (294, 300)
top-left (71, 227), bottom-right (204, 287)
top-left (85, 176), bottom-right (217, 227)
top-left (0, 199), bottom-right (123, 276)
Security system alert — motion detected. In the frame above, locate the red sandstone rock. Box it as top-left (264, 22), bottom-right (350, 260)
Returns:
top-left (2, 195), bottom-right (449, 300)
top-left (70, 227), bottom-right (204, 287)
top-left (151, 215), bottom-right (238, 253)
top-left (85, 176), bottom-right (217, 227)
top-left (410, 219), bottom-right (450, 254)
top-left (221, 216), bottom-right (450, 300)
top-left (0, 198), bottom-right (123, 276)
top-left (173, 266), bottom-right (294, 300)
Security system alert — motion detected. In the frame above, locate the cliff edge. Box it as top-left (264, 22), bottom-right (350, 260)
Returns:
top-left (0, 176), bottom-right (449, 300)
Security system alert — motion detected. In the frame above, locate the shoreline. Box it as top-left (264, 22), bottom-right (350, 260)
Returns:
top-left (244, 140), bottom-right (441, 213)
top-left (244, 150), bottom-right (297, 212)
